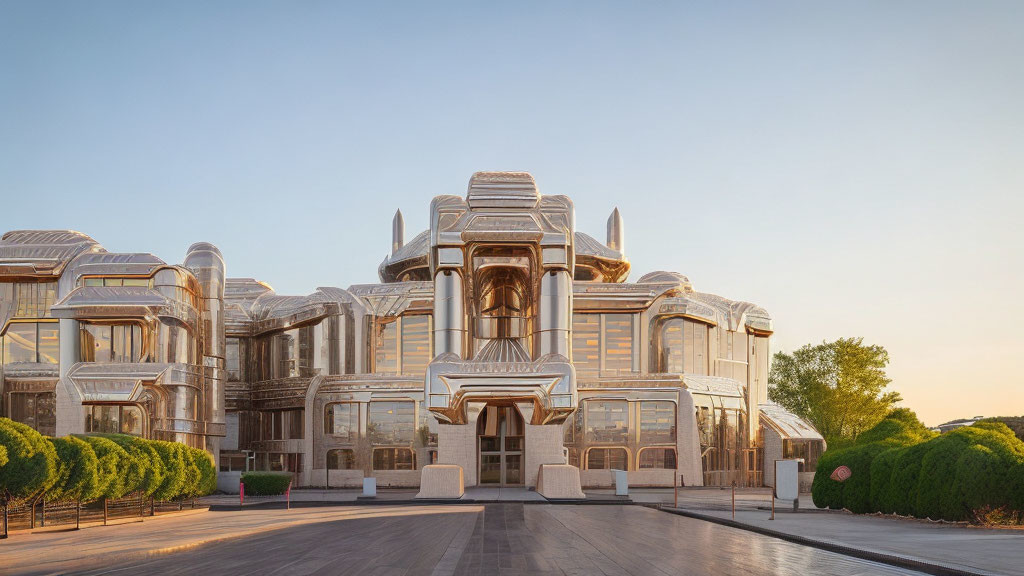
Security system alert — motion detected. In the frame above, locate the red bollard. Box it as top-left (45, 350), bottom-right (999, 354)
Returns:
top-left (239, 482), bottom-right (245, 508)
top-left (286, 481), bottom-right (291, 510)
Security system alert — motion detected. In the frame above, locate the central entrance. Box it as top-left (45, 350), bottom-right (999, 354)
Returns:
top-left (478, 405), bottom-right (525, 485)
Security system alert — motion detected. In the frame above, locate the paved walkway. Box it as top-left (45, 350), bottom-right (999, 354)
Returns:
top-left (2, 504), bottom-right (922, 576)
top-left (669, 507), bottom-right (1024, 576)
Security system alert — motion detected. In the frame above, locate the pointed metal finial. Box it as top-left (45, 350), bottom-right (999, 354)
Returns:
top-left (606, 207), bottom-right (624, 253)
top-left (392, 209), bottom-right (405, 255)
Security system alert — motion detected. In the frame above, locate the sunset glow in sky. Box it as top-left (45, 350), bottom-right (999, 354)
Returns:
top-left (2, 2), bottom-right (1022, 426)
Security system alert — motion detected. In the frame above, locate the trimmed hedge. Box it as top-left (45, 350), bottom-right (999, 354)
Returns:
top-left (0, 418), bottom-right (58, 502)
top-left (48, 436), bottom-right (101, 503)
top-left (813, 410), bottom-right (1024, 523)
top-left (240, 472), bottom-right (292, 496)
top-left (0, 417), bottom-right (217, 504)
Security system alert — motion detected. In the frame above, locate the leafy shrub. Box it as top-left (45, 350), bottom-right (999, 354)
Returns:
top-left (151, 440), bottom-right (189, 501)
top-left (0, 418), bottom-right (58, 502)
top-left (79, 435), bottom-right (144, 499)
top-left (812, 412), bottom-right (1024, 524)
top-left (190, 448), bottom-right (217, 497)
top-left (241, 472), bottom-right (292, 496)
top-left (868, 447), bottom-right (902, 513)
top-left (0, 418), bottom-right (217, 504)
top-left (96, 434), bottom-right (166, 497)
top-left (48, 436), bottom-right (100, 503)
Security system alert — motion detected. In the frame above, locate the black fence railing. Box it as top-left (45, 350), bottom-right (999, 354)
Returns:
top-left (1, 492), bottom-right (201, 538)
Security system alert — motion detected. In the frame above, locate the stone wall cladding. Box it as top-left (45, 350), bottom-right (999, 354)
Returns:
top-left (439, 423), bottom-right (478, 486)
top-left (524, 424), bottom-right (566, 488)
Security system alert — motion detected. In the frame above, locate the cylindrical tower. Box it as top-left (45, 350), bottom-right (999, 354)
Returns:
top-left (433, 269), bottom-right (465, 358)
top-left (184, 242), bottom-right (226, 459)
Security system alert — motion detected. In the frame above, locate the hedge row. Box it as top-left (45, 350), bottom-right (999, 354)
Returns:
top-left (0, 417), bottom-right (216, 504)
top-left (240, 472), bottom-right (293, 496)
top-left (812, 409), bottom-right (1024, 523)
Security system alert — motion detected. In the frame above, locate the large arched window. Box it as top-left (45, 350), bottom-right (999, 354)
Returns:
top-left (656, 317), bottom-right (708, 374)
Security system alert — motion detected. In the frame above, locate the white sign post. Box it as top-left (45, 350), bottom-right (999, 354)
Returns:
top-left (774, 459), bottom-right (800, 511)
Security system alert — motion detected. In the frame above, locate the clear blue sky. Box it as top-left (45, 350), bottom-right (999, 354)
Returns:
top-left (2, 1), bottom-right (1022, 426)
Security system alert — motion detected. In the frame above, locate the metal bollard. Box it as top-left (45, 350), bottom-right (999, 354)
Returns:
top-left (240, 482), bottom-right (244, 508)
top-left (103, 498), bottom-right (108, 526)
top-left (286, 481), bottom-right (292, 510)
top-left (731, 482), bottom-right (736, 519)
top-left (771, 488), bottom-right (775, 521)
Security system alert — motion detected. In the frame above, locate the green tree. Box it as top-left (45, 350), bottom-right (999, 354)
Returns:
top-left (769, 337), bottom-right (901, 444)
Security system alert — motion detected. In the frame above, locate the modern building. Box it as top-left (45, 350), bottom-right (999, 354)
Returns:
top-left (0, 172), bottom-right (824, 492)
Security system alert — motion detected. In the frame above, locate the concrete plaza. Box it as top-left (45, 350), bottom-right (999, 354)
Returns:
top-left (4, 503), bottom-right (930, 576)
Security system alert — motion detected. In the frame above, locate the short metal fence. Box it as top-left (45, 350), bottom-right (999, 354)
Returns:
top-left (1, 492), bottom-right (201, 538)
top-left (672, 482), bottom-right (789, 520)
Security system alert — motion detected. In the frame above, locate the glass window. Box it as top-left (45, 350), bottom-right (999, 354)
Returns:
top-left (639, 447), bottom-right (677, 470)
top-left (325, 402), bottom-right (358, 441)
top-left (268, 325), bottom-right (317, 379)
top-left (587, 447), bottom-right (628, 470)
top-left (287, 409), bottom-right (305, 440)
top-left (272, 411), bottom-right (284, 440)
top-left (83, 277), bottom-right (151, 288)
top-left (640, 401), bottom-right (676, 444)
top-left (585, 400), bottom-right (629, 444)
top-left (603, 314), bottom-right (634, 373)
top-left (327, 449), bottom-right (356, 470)
top-left (85, 405), bottom-right (120, 434)
top-left (374, 320), bottom-right (399, 373)
top-left (80, 323), bottom-right (143, 363)
top-left (372, 447), bottom-right (415, 470)
top-left (13, 282), bottom-right (56, 318)
top-left (784, 439), bottom-right (823, 473)
top-left (368, 401), bottom-right (415, 445)
top-left (8, 392), bottom-right (56, 436)
top-left (226, 338), bottom-right (242, 381)
top-left (220, 454), bottom-right (247, 472)
top-left (571, 314), bottom-right (600, 376)
top-left (121, 405), bottom-right (144, 435)
top-left (37, 324), bottom-right (59, 364)
top-left (400, 315), bottom-right (432, 375)
top-left (3, 323), bottom-right (39, 364)
top-left (660, 318), bottom-right (685, 373)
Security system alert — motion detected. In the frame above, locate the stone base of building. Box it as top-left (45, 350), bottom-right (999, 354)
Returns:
top-left (536, 464), bottom-right (585, 500)
top-left (416, 465), bottom-right (465, 499)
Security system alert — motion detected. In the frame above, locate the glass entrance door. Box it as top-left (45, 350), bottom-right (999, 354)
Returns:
top-left (478, 405), bottom-right (524, 486)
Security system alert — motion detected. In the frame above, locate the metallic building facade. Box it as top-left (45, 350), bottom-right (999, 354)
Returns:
top-left (0, 172), bottom-right (823, 490)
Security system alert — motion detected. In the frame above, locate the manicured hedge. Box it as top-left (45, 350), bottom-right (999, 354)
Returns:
top-left (812, 410), bottom-right (1024, 523)
top-left (48, 436), bottom-right (100, 503)
top-left (240, 472), bottom-right (292, 496)
top-left (0, 417), bottom-right (217, 504)
top-left (0, 418), bottom-right (57, 502)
